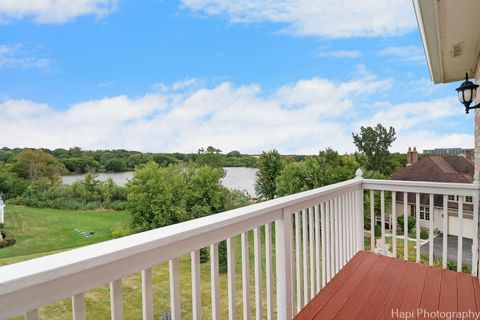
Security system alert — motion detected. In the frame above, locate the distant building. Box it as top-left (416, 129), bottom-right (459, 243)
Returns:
top-left (423, 148), bottom-right (474, 160)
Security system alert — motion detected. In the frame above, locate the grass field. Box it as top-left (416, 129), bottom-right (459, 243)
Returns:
top-left (1, 205), bottom-right (278, 319)
top-left (0, 205), bottom-right (131, 261)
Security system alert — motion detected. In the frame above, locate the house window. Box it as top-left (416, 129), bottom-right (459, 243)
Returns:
top-left (419, 206), bottom-right (430, 221)
top-left (448, 195), bottom-right (473, 203)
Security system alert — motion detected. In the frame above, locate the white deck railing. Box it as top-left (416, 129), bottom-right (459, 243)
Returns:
top-left (0, 170), bottom-right (478, 320)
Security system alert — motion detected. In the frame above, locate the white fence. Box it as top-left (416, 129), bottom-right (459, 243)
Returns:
top-left (0, 171), bottom-right (478, 319)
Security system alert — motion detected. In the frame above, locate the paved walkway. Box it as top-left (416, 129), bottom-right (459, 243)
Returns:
top-left (420, 233), bottom-right (472, 266)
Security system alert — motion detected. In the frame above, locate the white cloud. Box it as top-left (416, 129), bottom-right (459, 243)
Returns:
top-left (0, 44), bottom-right (52, 70)
top-left (0, 0), bottom-right (117, 24)
top-left (377, 46), bottom-right (425, 64)
top-left (356, 97), bottom-right (474, 151)
top-left (181, 0), bottom-right (417, 38)
top-left (1, 77), bottom-right (471, 154)
top-left (315, 50), bottom-right (362, 58)
top-left (0, 76), bottom-right (383, 154)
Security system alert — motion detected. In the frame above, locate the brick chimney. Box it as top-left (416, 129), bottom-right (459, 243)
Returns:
top-left (407, 147), bottom-right (418, 166)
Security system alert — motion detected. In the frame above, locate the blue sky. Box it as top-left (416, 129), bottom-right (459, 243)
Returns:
top-left (0, 0), bottom-right (473, 154)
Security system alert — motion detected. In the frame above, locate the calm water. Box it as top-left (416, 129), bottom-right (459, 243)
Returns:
top-left (62, 167), bottom-right (258, 196)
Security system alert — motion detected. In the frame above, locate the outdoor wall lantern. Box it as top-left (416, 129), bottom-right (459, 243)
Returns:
top-left (456, 73), bottom-right (479, 114)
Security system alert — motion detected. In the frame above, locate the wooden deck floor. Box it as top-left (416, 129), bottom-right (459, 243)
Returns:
top-left (295, 251), bottom-right (480, 320)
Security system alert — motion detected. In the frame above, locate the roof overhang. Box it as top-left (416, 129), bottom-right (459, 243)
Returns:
top-left (413, 0), bottom-right (480, 84)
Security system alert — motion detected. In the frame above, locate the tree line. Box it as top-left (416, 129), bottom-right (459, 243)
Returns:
top-left (0, 146), bottom-right (258, 175)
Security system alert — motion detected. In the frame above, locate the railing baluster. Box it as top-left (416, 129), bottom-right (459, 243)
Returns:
top-left (326, 201), bottom-right (331, 282)
top-left (141, 268), bottom-right (153, 320)
top-left (355, 184), bottom-right (364, 252)
top-left (340, 195), bottom-right (346, 265)
top-left (72, 293), bottom-right (85, 320)
top-left (473, 185), bottom-right (479, 276)
top-left (392, 192), bottom-right (397, 258)
top-left (429, 194), bottom-right (434, 266)
top-left (314, 204), bottom-right (321, 292)
top-left (254, 227), bottom-right (262, 320)
top-left (168, 258), bottom-right (182, 320)
top-left (404, 192), bottom-right (408, 261)
top-left (344, 194), bottom-right (348, 262)
top-left (381, 190), bottom-right (385, 255)
top-left (457, 196), bottom-right (464, 272)
top-left (442, 195), bottom-right (448, 269)
top-left (191, 250), bottom-right (201, 320)
top-left (294, 211), bottom-right (301, 312)
top-left (416, 193), bottom-right (420, 263)
top-left (110, 279), bottom-right (123, 320)
top-left (321, 202), bottom-right (327, 288)
top-left (370, 190), bottom-right (375, 251)
top-left (302, 209), bottom-right (308, 304)
top-left (309, 207), bottom-right (315, 297)
top-left (227, 237), bottom-right (236, 320)
top-left (348, 192), bottom-right (353, 260)
top-left (169, 258), bottom-right (181, 320)
top-left (275, 209), bottom-right (293, 320)
top-left (334, 198), bottom-right (340, 274)
top-left (265, 223), bottom-right (273, 320)
top-left (210, 243), bottom-right (220, 320)
top-left (337, 196), bottom-right (345, 266)
top-left (241, 232), bottom-right (250, 319)
top-left (25, 310), bottom-right (38, 320)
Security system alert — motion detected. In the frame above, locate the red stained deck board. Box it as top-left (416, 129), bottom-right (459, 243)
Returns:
top-left (295, 251), bottom-right (480, 320)
top-left (375, 258), bottom-right (416, 320)
top-left (332, 255), bottom-right (391, 320)
top-left (438, 269), bottom-right (457, 317)
top-left (418, 267), bottom-right (441, 320)
top-left (458, 272), bottom-right (477, 320)
top-left (355, 258), bottom-right (406, 320)
top-left (293, 251), bottom-right (368, 319)
top-left (311, 253), bottom-right (379, 320)
top-left (397, 263), bottom-right (428, 319)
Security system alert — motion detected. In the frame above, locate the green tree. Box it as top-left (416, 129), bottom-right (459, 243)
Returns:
top-left (105, 158), bottom-right (127, 172)
top-left (11, 149), bottom-right (65, 184)
top-left (276, 149), bottom-right (358, 196)
top-left (255, 150), bottom-right (283, 199)
top-left (126, 162), bottom-right (189, 231)
top-left (352, 124), bottom-right (396, 173)
top-left (196, 146), bottom-right (225, 168)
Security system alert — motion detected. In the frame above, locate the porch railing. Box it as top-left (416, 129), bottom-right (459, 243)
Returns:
top-left (0, 170), bottom-right (478, 320)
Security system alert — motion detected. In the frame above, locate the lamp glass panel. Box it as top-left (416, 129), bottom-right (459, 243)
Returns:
top-left (464, 88), bottom-right (472, 103)
top-left (459, 91), bottom-right (465, 103)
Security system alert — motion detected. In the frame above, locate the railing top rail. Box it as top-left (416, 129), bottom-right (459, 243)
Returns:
top-left (0, 177), bottom-right (362, 295)
top-left (363, 178), bottom-right (478, 195)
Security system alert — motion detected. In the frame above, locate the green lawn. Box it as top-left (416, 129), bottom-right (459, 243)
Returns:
top-left (0, 205), bottom-right (131, 260)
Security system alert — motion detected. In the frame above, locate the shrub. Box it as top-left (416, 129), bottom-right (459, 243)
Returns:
top-left (447, 260), bottom-right (471, 274)
top-left (218, 240), bottom-right (228, 273)
top-left (397, 215), bottom-right (416, 233)
top-left (420, 229), bottom-right (429, 240)
top-left (374, 224), bottom-right (381, 237)
top-left (200, 247), bottom-right (209, 264)
top-left (0, 230), bottom-right (16, 248)
top-left (111, 225), bottom-right (131, 239)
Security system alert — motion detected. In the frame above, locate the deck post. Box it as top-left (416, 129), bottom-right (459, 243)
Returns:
top-left (355, 169), bottom-right (364, 252)
top-left (275, 208), bottom-right (293, 319)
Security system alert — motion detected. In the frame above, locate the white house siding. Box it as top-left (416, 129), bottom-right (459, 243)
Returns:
top-left (394, 204), bottom-right (473, 239)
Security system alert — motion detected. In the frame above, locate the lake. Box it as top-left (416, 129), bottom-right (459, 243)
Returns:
top-left (62, 167), bottom-right (258, 196)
